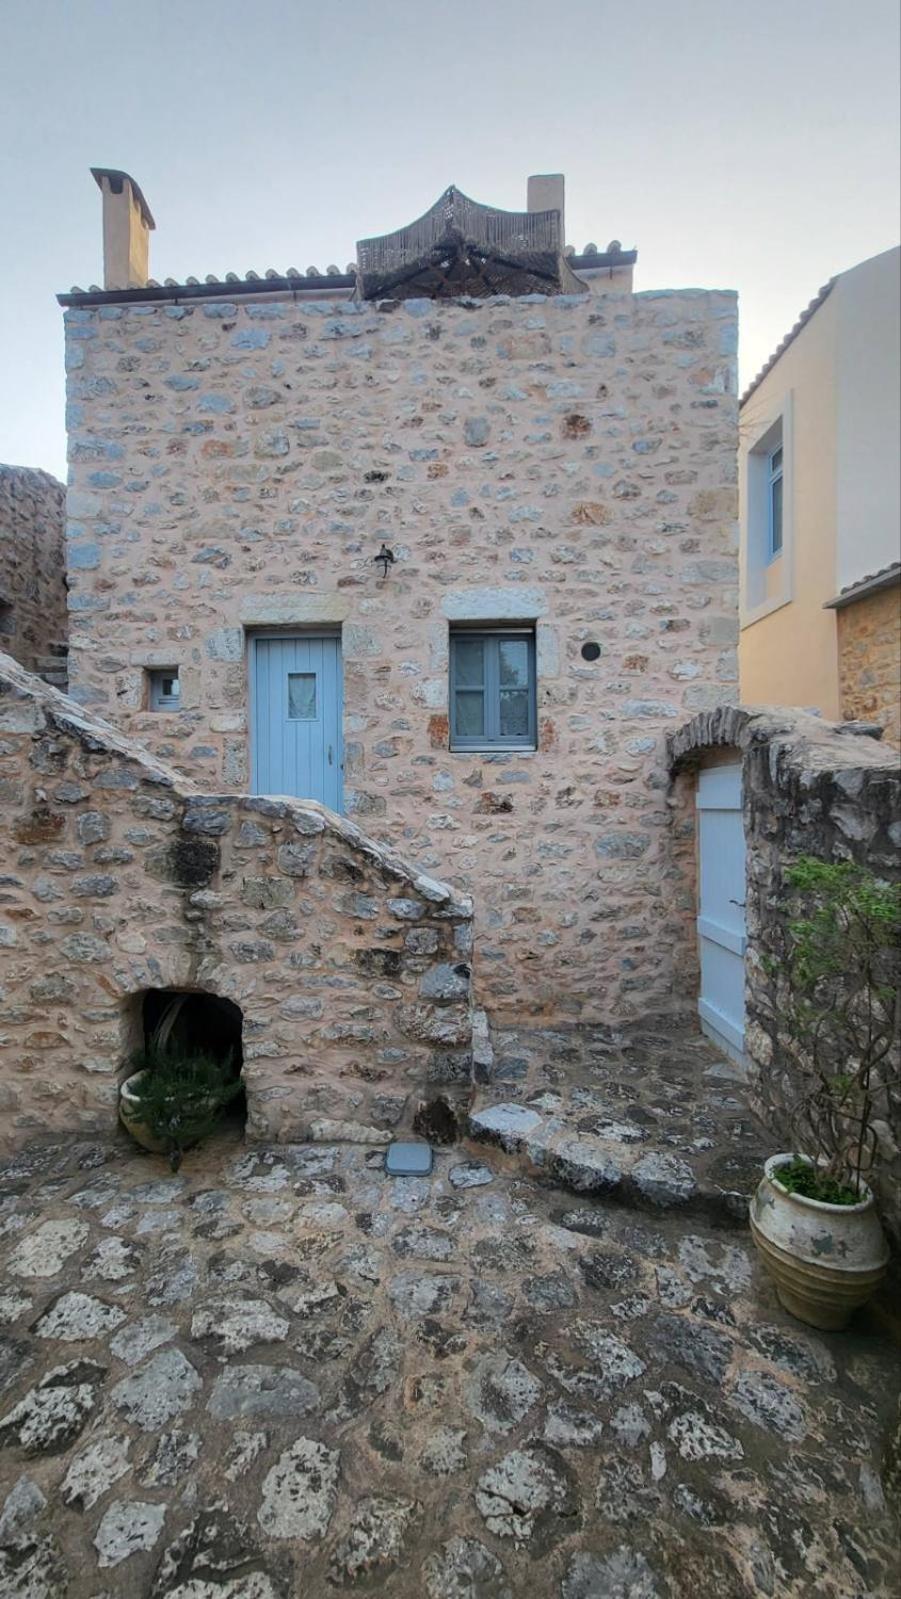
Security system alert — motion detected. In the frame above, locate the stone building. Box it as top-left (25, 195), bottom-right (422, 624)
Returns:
top-left (58, 169), bottom-right (739, 1026)
top-left (0, 464), bottom-right (67, 682)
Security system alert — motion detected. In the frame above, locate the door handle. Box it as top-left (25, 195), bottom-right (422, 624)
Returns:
top-left (729, 899), bottom-right (746, 908)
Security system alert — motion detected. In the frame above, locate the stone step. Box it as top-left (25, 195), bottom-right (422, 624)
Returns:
top-left (39, 671), bottom-right (69, 690)
top-left (467, 1098), bottom-right (760, 1228)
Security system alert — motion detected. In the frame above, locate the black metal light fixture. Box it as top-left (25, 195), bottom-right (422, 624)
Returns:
top-left (374, 542), bottom-right (395, 579)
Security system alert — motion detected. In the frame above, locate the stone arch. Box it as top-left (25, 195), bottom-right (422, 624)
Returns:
top-left (668, 701), bottom-right (887, 777)
top-left (668, 704), bottom-right (757, 769)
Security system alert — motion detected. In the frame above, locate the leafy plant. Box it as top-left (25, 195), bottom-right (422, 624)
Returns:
top-left (125, 1043), bottom-right (242, 1170)
top-left (770, 1156), bottom-right (860, 1207)
top-left (777, 856), bottom-right (900, 1203)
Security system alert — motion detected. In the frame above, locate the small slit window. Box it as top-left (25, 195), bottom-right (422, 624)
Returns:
top-left (148, 669), bottom-right (181, 711)
top-left (449, 628), bottom-right (536, 751)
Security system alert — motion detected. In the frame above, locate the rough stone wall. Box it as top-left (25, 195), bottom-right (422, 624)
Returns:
top-left (0, 650), bottom-right (473, 1153)
top-left (836, 582), bottom-right (901, 746)
top-left (0, 465), bottom-right (67, 672)
top-left (62, 280), bottom-right (739, 1024)
top-left (669, 704), bottom-right (901, 1244)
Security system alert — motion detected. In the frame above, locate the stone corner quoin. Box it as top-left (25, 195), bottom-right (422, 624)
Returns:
top-left (60, 273), bottom-right (740, 1025)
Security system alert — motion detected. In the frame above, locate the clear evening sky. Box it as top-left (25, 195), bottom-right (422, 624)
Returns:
top-left (1, 0), bottom-right (898, 481)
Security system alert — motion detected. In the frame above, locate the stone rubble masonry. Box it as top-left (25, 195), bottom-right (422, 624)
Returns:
top-left (0, 650), bottom-right (474, 1152)
top-left (669, 703), bottom-right (901, 1245)
top-left (0, 465), bottom-right (67, 674)
top-left (62, 278), bottom-right (739, 1024)
top-left (836, 580), bottom-right (901, 747)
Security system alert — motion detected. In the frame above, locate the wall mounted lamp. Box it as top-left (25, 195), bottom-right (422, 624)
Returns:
top-left (374, 542), bottom-right (395, 579)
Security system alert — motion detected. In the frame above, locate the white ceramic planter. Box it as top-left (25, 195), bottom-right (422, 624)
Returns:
top-left (119, 1069), bottom-right (217, 1158)
top-left (750, 1153), bottom-right (889, 1331)
top-left (119, 1070), bottom-right (167, 1154)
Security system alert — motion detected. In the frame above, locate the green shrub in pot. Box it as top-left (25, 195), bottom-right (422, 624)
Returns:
top-left (119, 1044), bottom-right (243, 1170)
top-left (751, 858), bottom-right (900, 1329)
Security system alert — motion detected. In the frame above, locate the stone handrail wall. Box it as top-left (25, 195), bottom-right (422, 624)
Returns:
top-left (0, 651), bottom-right (473, 1150)
top-left (670, 704), bottom-right (901, 1243)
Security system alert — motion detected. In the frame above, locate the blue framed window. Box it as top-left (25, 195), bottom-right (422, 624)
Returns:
top-left (767, 445), bottom-right (783, 559)
top-left (449, 628), bottom-right (537, 751)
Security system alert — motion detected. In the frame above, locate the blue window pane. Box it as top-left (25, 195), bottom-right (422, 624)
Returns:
top-left (498, 638), bottom-right (529, 687)
top-left (454, 638), bottom-right (484, 687)
top-left (455, 691), bottom-right (485, 737)
top-left (449, 629), bottom-right (536, 750)
top-left (770, 474), bottom-right (783, 555)
top-left (288, 673), bottom-right (317, 719)
top-left (499, 689), bottom-right (530, 737)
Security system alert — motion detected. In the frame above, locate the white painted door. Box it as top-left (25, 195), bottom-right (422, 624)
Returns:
top-left (251, 634), bottom-right (343, 811)
top-left (696, 762), bottom-right (746, 1064)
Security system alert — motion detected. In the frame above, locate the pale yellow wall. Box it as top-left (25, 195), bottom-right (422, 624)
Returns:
top-left (739, 289), bottom-right (840, 715)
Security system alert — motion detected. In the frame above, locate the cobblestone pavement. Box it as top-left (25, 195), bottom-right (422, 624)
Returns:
top-left (0, 1124), bottom-right (898, 1599)
top-left (472, 1024), bottom-right (770, 1222)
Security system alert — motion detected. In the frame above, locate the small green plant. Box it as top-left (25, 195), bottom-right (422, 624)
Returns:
top-left (779, 856), bottom-right (900, 1203)
top-left (770, 1156), bottom-right (860, 1207)
top-left (125, 1043), bottom-right (242, 1170)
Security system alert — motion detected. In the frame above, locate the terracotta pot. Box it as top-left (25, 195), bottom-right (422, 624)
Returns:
top-left (750, 1153), bottom-right (889, 1331)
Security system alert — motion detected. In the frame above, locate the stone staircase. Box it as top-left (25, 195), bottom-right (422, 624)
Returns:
top-left (34, 646), bottom-right (69, 692)
top-left (467, 1020), bottom-right (769, 1228)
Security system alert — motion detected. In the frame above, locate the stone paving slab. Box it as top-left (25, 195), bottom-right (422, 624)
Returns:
top-left (469, 1023), bottom-right (770, 1224)
top-left (0, 1130), bottom-right (898, 1598)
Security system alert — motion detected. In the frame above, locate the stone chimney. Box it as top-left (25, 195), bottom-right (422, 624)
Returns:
top-left (90, 168), bottom-right (155, 290)
top-left (527, 174), bottom-right (565, 245)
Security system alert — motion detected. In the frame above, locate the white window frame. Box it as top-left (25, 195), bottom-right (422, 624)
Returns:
top-left (740, 391), bottom-right (793, 627)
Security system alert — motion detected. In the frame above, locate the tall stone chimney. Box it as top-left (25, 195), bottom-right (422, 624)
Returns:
top-left (527, 174), bottom-right (565, 244)
top-left (90, 168), bottom-right (155, 290)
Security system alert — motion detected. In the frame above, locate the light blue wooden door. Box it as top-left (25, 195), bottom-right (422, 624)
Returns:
top-left (251, 635), bottom-right (343, 811)
top-left (696, 762), bottom-right (747, 1067)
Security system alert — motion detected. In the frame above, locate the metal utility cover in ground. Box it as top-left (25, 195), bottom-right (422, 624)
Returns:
top-left (385, 1141), bottom-right (433, 1176)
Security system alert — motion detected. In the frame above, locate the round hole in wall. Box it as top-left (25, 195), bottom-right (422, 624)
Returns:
top-left (581, 641), bottom-right (601, 662)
